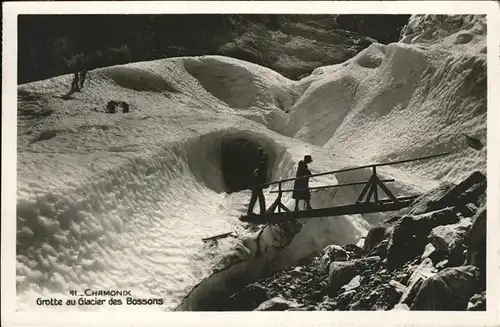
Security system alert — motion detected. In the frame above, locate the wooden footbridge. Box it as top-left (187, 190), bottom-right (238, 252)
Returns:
top-left (240, 152), bottom-right (450, 224)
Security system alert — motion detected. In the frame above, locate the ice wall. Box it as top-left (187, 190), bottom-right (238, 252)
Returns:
top-left (285, 15), bottom-right (486, 183)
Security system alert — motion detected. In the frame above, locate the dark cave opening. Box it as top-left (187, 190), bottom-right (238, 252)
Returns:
top-left (221, 138), bottom-right (269, 193)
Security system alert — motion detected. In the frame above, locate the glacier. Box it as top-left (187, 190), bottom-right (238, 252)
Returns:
top-left (14, 14), bottom-right (487, 311)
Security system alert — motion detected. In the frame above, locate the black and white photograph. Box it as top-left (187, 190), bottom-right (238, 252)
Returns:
top-left (2, 1), bottom-right (500, 326)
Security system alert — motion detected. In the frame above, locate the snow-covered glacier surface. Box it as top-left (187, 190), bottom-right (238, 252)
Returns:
top-left (286, 16), bottom-right (486, 183)
top-left (15, 15), bottom-right (486, 311)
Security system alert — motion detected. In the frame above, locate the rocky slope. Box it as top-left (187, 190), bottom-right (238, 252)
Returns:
top-left (19, 14), bottom-right (410, 83)
top-left (400, 14), bottom-right (486, 53)
top-left (219, 171), bottom-right (487, 311)
top-left (219, 15), bottom-right (379, 80)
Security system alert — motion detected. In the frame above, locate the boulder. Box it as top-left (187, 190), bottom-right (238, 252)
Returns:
top-left (399, 258), bottom-right (437, 305)
top-left (389, 280), bottom-right (406, 294)
top-left (318, 244), bottom-right (348, 273)
top-left (432, 171), bottom-right (486, 211)
top-left (420, 243), bottom-right (448, 267)
top-left (466, 206), bottom-right (486, 287)
top-left (386, 208), bottom-right (459, 269)
top-left (407, 182), bottom-right (456, 216)
top-left (342, 244), bottom-right (364, 260)
top-left (255, 297), bottom-right (299, 311)
top-left (410, 265), bottom-right (480, 310)
top-left (334, 289), bottom-right (356, 308)
top-left (407, 171), bottom-right (485, 216)
top-left (356, 237), bottom-right (366, 250)
top-left (467, 291), bottom-right (486, 311)
top-left (340, 275), bottom-right (361, 293)
top-left (428, 218), bottom-right (472, 266)
top-left (227, 283), bottom-right (269, 311)
top-left (363, 215), bottom-right (400, 253)
top-left (367, 238), bottom-right (390, 259)
top-left (392, 303), bottom-right (410, 311)
top-left (328, 256), bottom-right (380, 294)
top-left (421, 243), bottom-right (437, 261)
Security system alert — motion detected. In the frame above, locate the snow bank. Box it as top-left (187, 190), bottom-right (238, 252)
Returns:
top-left (183, 56), bottom-right (301, 133)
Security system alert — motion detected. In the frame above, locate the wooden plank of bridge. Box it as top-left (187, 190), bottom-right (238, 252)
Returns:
top-left (240, 196), bottom-right (419, 224)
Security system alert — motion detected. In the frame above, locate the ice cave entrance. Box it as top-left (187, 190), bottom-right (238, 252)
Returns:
top-left (221, 137), bottom-right (268, 193)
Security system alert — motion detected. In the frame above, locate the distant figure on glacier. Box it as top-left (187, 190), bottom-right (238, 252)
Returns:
top-left (70, 72), bottom-right (80, 93)
top-left (257, 147), bottom-right (267, 167)
top-left (247, 148), bottom-right (267, 215)
top-left (79, 69), bottom-right (88, 90)
top-left (293, 155), bottom-right (313, 211)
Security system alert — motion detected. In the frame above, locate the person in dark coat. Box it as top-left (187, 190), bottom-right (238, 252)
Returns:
top-left (247, 148), bottom-right (267, 215)
top-left (70, 72), bottom-right (80, 93)
top-left (79, 70), bottom-right (88, 90)
top-left (293, 155), bottom-right (313, 211)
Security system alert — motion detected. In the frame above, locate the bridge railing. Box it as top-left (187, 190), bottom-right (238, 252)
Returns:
top-left (245, 152), bottom-right (451, 216)
top-left (249, 152), bottom-right (451, 190)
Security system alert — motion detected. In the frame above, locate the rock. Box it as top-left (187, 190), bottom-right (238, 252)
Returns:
top-left (349, 291), bottom-right (379, 311)
top-left (356, 237), bottom-right (366, 250)
top-left (289, 266), bottom-right (305, 277)
top-left (328, 256), bottom-right (380, 294)
top-left (335, 289), bottom-right (356, 308)
top-left (421, 243), bottom-right (437, 261)
top-left (317, 297), bottom-right (339, 311)
top-left (434, 171), bottom-right (486, 211)
top-left (467, 291), bottom-right (486, 311)
top-left (407, 182), bottom-right (456, 216)
top-left (394, 271), bottom-right (411, 285)
top-left (410, 265), bottom-right (480, 310)
top-left (392, 303), bottom-right (410, 311)
top-left (407, 171), bottom-right (485, 217)
top-left (336, 14), bottom-right (411, 44)
top-left (466, 206), bottom-right (486, 287)
top-left (305, 289), bottom-right (326, 302)
top-left (435, 260), bottom-right (449, 270)
top-left (254, 297), bottom-right (299, 311)
top-left (388, 280), bottom-right (406, 294)
top-left (399, 258), bottom-right (437, 305)
top-left (428, 218), bottom-right (472, 266)
top-left (219, 17), bottom-right (377, 80)
top-left (386, 208), bottom-right (459, 269)
top-left (340, 275), bottom-right (361, 292)
top-left (227, 283), bottom-right (269, 311)
top-left (367, 238), bottom-right (389, 259)
top-left (318, 244), bottom-right (348, 273)
top-left (328, 262), bottom-right (359, 295)
top-left (363, 216), bottom-right (400, 253)
top-left (342, 244), bottom-right (364, 260)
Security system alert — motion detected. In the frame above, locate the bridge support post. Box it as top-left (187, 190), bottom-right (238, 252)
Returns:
top-left (356, 165), bottom-right (399, 204)
top-left (266, 181), bottom-right (291, 214)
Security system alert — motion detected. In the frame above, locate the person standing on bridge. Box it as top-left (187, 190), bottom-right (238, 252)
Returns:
top-left (293, 155), bottom-right (313, 211)
top-left (247, 148), bottom-right (267, 215)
